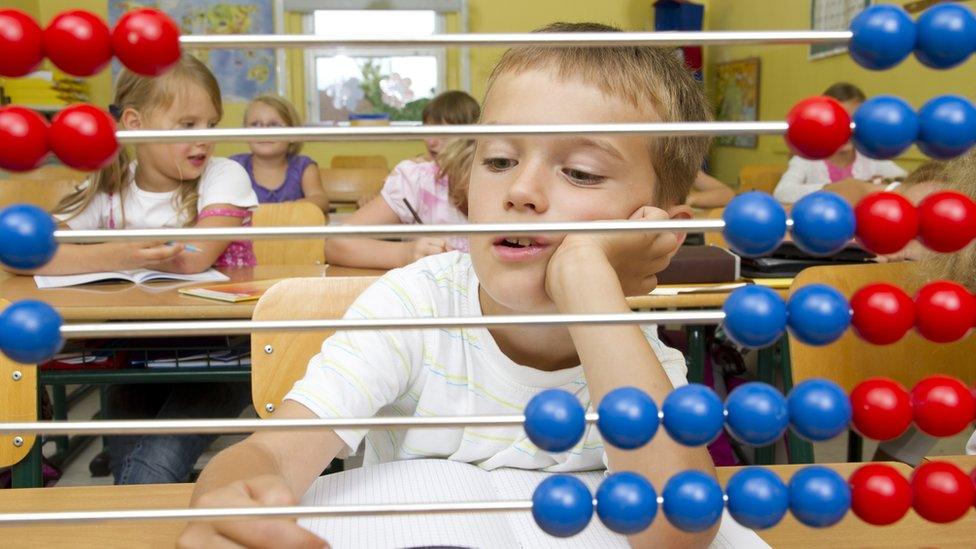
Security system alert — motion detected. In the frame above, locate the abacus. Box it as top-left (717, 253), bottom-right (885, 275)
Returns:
top-left (0, 3), bottom-right (974, 543)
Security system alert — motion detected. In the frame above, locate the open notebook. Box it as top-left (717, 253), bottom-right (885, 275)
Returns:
top-left (299, 459), bottom-right (769, 548)
top-left (34, 268), bottom-right (229, 289)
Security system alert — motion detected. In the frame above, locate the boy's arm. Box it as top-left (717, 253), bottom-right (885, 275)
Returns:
top-left (179, 400), bottom-right (341, 548)
top-left (546, 209), bottom-right (719, 549)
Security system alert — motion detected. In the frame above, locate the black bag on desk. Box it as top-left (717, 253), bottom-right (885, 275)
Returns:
top-left (740, 242), bottom-right (876, 278)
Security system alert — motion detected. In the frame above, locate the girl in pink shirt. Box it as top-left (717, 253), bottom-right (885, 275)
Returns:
top-left (325, 91), bottom-right (479, 268)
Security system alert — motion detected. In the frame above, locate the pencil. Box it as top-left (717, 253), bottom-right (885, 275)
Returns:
top-left (402, 199), bottom-right (424, 224)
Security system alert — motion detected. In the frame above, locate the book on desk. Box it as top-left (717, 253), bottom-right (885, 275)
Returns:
top-left (33, 268), bottom-right (229, 289)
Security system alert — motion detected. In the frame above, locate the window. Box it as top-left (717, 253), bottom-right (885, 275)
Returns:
top-left (306, 10), bottom-right (447, 124)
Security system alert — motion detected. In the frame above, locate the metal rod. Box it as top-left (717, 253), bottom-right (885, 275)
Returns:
top-left (178, 30), bottom-right (852, 49)
top-left (59, 310), bottom-right (727, 339)
top-left (0, 412), bottom-right (601, 436)
top-left (0, 501), bottom-right (535, 526)
top-left (117, 121), bottom-right (791, 144)
top-left (53, 219), bottom-right (748, 243)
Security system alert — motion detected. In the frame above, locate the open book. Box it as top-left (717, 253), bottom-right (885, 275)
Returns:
top-left (34, 268), bottom-right (229, 289)
top-left (299, 459), bottom-right (769, 548)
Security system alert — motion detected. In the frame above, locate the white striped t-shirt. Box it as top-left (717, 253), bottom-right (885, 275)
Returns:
top-left (285, 251), bottom-right (688, 472)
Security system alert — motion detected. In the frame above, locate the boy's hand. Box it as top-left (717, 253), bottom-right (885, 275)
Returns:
top-left (546, 206), bottom-right (681, 299)
top-left (177, 475), bottom-right (328, 549)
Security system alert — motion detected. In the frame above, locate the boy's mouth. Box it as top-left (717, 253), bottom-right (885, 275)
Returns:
top-left (491, 236), bottom-right (550, 261)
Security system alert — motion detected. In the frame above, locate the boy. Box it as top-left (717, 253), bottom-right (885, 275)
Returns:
top-left (180, 22), bottom-right (717, 548)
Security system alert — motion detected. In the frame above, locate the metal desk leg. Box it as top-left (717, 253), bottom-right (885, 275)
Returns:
top-left (686, 325), bottom-right (706, 384)
top-left (778, 337), bottom-right (815, 463)
top-left (754, 343), bottom-right (777, 465)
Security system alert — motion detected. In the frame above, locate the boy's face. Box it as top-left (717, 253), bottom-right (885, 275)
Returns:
top-left (468, 68), bottom-right (661, 313)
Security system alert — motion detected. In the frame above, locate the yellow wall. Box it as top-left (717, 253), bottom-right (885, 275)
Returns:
top-left (700, 0), bottom-right (976, 186)
top-left (5, 1), bottom-right (38, 16)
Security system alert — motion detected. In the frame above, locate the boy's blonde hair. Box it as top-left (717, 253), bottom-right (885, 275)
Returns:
top-left (246, 94), bottom-right (304, 156)
top-left (485, 22), bottom-right (712, 205)
top-left (915, 151), bottom-right (976, 291)
top-left (421, 90), bottom-right (480, 125)
top-left (55, 55), bottom-right (222, 227)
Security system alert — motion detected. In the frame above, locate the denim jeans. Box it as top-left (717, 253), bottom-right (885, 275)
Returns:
top-left (105, 382), bottom-right (251, 485)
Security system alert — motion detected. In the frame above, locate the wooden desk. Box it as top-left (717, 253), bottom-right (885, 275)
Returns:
top-left (0, 265), bottom-right (381, 321)
top-left (625, 287), bottom-right (789, 310)
top-left (0, 462), bottom-right (973, 548)
top-left (920, 454), bottom-right (976, 471)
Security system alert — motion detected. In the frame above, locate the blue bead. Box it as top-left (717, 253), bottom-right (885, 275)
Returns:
top-left (725, 382), bottom-right (788, 446)
top-left (596, 472), bottom-right (658, 535)
top-left (662, 384), bottom-right (724, 447)
top-left (787, 284), bottom-right (851, 346)
top-left (722, 286), bottom-right (787, 349)
top-left (788, 466), bottom-right (851, 528)
top-left (787, 379), bottom-right (852, 442)
top-left (0, 300), bottom-right (64, 364)
top-left (524, 389), bottom-right (586, 453)
top-left (852, 96), bottom-right (919, 160)
top-left (722, 192), bottom-right (787, 257)
top-left (917, 95), bottom-right (976, 160)
top-left (532, 475), bottom-right (594, 537)
top-left (661, 470), bottom-right (724, 532)
top-left (0, 204), bottom-right (57, 270)
top-left (726, 467), bottom-right (789, 530)
top-left (848, 5), bottom-right (916, 70)
top-left (790, 192), bottom-right (856, 257)
top-left (597, 387), bottom-right (659, 450)
top-left (915, 3), bottom-right (976, 69)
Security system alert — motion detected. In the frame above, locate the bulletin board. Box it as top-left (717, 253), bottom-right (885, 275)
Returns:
top-left (714, 58), bottom-right (761, 149)
top-left (810, 0), bottom-right (871, 59)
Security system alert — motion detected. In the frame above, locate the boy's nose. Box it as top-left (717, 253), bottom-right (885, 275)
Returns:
top-left (505, 161), bottom-right (549, 213)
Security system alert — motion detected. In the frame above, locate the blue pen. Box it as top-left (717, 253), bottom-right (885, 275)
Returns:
top-left (166, 241), bottom-right (201, 253)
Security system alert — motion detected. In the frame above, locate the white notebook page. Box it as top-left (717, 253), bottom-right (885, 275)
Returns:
top-left (299, 459), bottom-right (769, 548)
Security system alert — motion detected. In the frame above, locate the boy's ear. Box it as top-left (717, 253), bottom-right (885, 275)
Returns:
top-left (664, 203), bottom-right (693, 247)
top-left (120, 108), bottom-right (142, 130)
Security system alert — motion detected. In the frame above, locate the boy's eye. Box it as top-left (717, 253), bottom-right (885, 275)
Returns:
top-left (482, 157), bottom-right (517, 172)
top-left (207, 122), bottom-right (218, 129)
top-left (563, 168), bottom-right (605, 184)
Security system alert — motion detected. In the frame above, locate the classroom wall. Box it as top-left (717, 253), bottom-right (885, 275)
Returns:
top-left (699, 0), bottom-right (976, 186)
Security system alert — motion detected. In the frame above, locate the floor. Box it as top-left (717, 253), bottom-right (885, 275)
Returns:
top-left (49, 386), bottom-right (972, 488)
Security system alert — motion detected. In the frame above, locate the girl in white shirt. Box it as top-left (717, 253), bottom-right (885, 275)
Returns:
top-left (35, 55), bottom-right (258, 275)
top-left (21, 55), bottom-right (259, 486)
top-left (773, 82), bottom-right (907, 204)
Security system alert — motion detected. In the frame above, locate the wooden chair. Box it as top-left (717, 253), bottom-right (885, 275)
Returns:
top-left (702, 207), bottom-right (727, 248)
top-left (787, 262), bottom-right (976, 461)
top-left (0, 179), bottom-right (81, 210)
top-left (0, 165), bottom-right (86, 182)
top-left (330, 155), bottom-right (389, 171)
top-left (319, 168), bottom-right (388, 206)
top-left (250, 202), bottom-right (327, 265)
top-left (250, 277), bottom-right (378, 417)
top-left (738, 164), bottom-right (787, 195)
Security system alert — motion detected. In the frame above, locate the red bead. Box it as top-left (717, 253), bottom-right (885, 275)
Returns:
top-left (849, 377), bottom-right (913, 440)
top-left (849, 464), bottom-right (912, 526)
top-left (850, 283), bottom-right (915, 345)
top-left (911, 375), bottom-right (976, 437)
top-left (111, 8), bottom-right (181, 76)
top-left (912, 461), bottom-right (974, 523)
top-left (854, 192), bottom-right (919, 254)
top-left (914, 281), bottom-right (976, 343)
top-left (43, 10), bottom-right (113, 77)
top-left (0, 106), bottom-right (49, 172)
top-left (917, 191), bottom-right (976, 253)
top-left (48, 104), bottom-right (118, 171)
top-left (0, 9), bottom-right (44, 77)
top-left (785, 97), bottom-right (852, 160)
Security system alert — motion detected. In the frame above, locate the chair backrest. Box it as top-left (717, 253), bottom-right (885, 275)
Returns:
top-left (0, 179), bottom-right (82, 211)
top-left (1, 165), bottom-right (85, 181)
top-left (738, 164), bottom-right (787, 195)
top-left (330, 155), bottom-right (389, 171)
top-left (319, 167), bottom-right (388, 204)
top-left (250, 202), bottom-right (327, 265)
top-left (788, 262), bottom-right (976, 391)
top-left (251, 276), bottom-right (379, 416)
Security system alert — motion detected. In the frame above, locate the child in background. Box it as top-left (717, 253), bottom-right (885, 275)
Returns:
top-left (324, 91), bottom-right (480, 269)
top-left (181, 22), bottom-right (719, 548)
top-left (687, 171), bottom-right (735, 208)
top-left (773, 82), bottom-right (907, 204)
top-left (29, 55), bottom-right (258, 485)
top-left (230, 95), bottom-right (330, 213)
